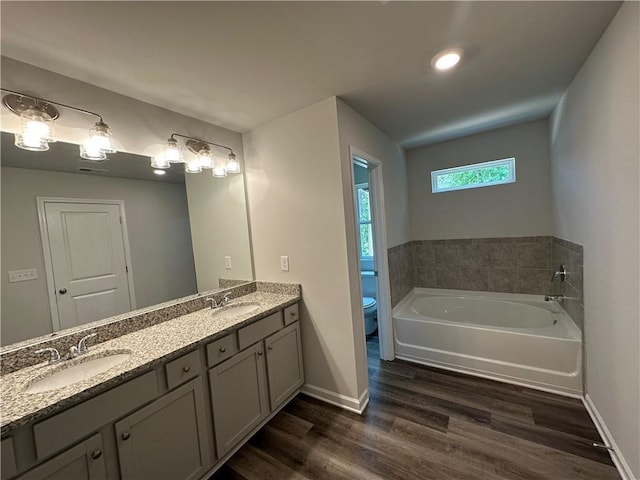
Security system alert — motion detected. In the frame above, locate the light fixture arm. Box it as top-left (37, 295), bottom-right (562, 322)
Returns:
top-left (170, 132), bottom-right (234, 155)
top-left (1, 88), bottom-right (105, 122)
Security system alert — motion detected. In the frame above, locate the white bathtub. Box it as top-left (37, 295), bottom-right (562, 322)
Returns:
top-left (393, 288), bottom-right (583, 397)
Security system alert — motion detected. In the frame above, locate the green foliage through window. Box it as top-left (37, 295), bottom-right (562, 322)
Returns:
top-left (431, 158), bottom-right (516, 193)
top-left (356, 185), bottom-right (374, 257)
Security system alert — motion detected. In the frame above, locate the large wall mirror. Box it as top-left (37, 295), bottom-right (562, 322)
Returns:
top-left (1, 132), bottom-right (253, 347)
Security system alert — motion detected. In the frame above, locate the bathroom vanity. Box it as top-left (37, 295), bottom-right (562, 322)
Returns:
top-left (0, 283), bottom-right (303, 480)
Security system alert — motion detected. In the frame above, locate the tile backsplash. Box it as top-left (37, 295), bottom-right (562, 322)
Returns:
top-left (388, 236), bottom-right (584, 330)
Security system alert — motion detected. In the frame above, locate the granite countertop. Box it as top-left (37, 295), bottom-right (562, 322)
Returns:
top-left (0, 290), bottom-right (299, 435)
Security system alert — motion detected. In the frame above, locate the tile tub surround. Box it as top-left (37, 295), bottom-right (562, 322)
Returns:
top-left (0, 281), bottom-right (299, 375)
top-left (0, 289), bottom-right (300, 434)
top-left (552, 238), bottom-right (584, 331)
top-left (388, 243), bottom-right (413, 307)
top-left (389, 236), bottom-right (584, 313)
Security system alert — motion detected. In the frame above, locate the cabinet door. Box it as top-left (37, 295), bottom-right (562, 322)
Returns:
top-left (265, 321), bottom-right (304, 409)
top-left (17, 434), bottom-right (105, 480)
top-left (208, 342), bottom-right (268, 458)
top-left (115, 378), bottom-right (211, 480)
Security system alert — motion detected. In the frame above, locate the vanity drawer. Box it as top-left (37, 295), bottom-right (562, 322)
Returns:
top-left (1, 437), bottom-right (17, 480)
top-left (238, 312), bottom-right (283, 350)
top-left (283, 303), bottom-right (299, 325)
top-left (33, 370), bottom-right (158, 460)
top-left (206, 334), bottom-right (238, 367)
top-left (165, 350), bottom-right (201, 390)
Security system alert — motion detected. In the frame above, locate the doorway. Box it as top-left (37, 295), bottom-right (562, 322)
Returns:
top-left (37, 197), bottom-right (136, 331)
top-left (350, 148), bottom-right (393, 363)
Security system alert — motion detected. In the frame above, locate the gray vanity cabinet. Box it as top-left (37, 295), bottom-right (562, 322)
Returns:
top-left (208, 342), bottom-right (269, 458)
top-left (265, 322), bottom-right (304, 409)
top-left (16, 434), bottom-right (106, 480)
top-left (115, 379), bottom-right (211, 480)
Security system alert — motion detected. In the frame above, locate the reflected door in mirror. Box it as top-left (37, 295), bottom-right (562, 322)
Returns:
top-left (42, 200), bottom-right (133, 330)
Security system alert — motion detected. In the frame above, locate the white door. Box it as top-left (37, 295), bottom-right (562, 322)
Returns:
top-left (43, 201), bottom-right (132, 330)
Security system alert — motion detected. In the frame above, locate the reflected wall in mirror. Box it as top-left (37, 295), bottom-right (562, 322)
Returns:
top-left (1, 132), bottom-right (253, 347)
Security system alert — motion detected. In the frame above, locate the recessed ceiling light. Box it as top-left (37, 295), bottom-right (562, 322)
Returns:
top-left (153, 169), bottom-right (166, 175)
top-left (431, 48), bottom-right (464, 71)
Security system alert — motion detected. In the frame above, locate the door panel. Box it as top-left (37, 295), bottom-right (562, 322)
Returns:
top-left (208, 343), bottom-right (268, 458)
top-left (43, 202), bottom-right (131, 330)
top-left (17, 434), bottom-right (106, 480)
top-left (265, 322), bottom-right (304, 409)
top-left (115, 379), bottom-right (211, 480)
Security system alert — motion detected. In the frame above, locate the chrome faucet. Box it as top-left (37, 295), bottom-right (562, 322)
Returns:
top-left (77, 333), bottom-right (97, 354)
top-left (35, 347), bottom-right (61, 365)
top-left (206, 295), bottom-right (231, 310)
top-left (544, 294), bottom-right (565, 303)
top-left (551, 264), bottom-right (567, 282)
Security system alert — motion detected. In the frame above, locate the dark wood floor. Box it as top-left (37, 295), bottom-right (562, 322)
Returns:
top-left (211, 337), bottom-right (619, 480)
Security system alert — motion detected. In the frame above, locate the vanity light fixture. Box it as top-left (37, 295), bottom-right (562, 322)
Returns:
top-left (1, 88), bottom-right (117, 159)
top-left (431, 47), bottom-right (464, 71)
top-left (154, 133), bottom-right (240, 176)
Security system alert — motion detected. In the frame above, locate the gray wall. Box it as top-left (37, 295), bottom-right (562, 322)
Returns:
top-left (1, 167), bottom-right (197, 346)
top-left (406, 119), bottom-right (553, 240)
top-left (550, 3), bottom-right (639, 476)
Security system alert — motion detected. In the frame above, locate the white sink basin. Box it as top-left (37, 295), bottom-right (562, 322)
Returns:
top-left (212, 303), bottom-right (260, 319)
top-left (26, 351), bottom-right (132, 394)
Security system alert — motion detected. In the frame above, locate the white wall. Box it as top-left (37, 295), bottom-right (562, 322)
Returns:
top-left (1, 167), bottom-right (196, 346)
top-left (550, 3), bottom-right (639, 477)
top-left (243, 98), bottom-right (364, 406)
top-left (335, 98), bottom-right (410, 395)
top-left (185, 171), bottom-right (253, 291)
top-left (1, 58), bottom-right (253, 290)
top-left (406, 119), bottom-right (553, 240)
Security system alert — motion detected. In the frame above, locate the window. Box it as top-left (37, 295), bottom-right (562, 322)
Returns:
top-left (355, 184), bottom-right (374, 258)
top-left (431, 157), bottom-right (516, 193)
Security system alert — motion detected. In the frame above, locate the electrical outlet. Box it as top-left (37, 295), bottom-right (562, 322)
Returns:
top-left (8, 268), bottom-right (38, 283)
top-left (224, 256), bottom-right (232, 269)
top-left (280, 256), bottom-right (289, 272)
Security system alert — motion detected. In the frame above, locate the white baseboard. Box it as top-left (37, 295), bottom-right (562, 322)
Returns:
top-left (583, 393), bottom-right (636, 480)
top-left (301, 383), bottom-right (369, 414)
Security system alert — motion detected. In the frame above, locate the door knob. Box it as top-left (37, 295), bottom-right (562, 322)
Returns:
top-left (58, 288), bottom-right (67, 294)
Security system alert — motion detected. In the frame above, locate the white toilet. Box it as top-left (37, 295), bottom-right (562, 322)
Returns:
top-left (363, 296), bottom-right (378, 335)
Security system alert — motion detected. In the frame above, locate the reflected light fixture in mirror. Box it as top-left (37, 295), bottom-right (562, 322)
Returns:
top-left (1, 88), bottom-right (117, 159)
top-left (152, 133), bottom-right (241, 177)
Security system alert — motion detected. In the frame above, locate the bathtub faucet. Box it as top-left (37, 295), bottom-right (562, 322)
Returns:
top-left (544, 294), bottom-right (565, 303)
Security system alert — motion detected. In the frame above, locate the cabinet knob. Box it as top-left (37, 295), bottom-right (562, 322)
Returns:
top-left (91, 449), bottom-right (102, 460)
top-left (257, 351), bottom-right (263, 356)
top-left (219, 347), bottom-right (226, 353)
top-left (182, 365), bottom-right (190, 373)
top-left (289, 311), bottom-right (296, 316)
top-left (121, 432), bottom-right (131, 441)
top-left (58, 288), bottom-right (67, 294)
top-left (267, 345), bottom-right (273, 351)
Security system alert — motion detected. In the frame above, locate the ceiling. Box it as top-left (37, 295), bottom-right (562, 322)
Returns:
top-left (0, 2), bottom-right (621, 148)
top-left (1, 132), bottom-right (185, 184)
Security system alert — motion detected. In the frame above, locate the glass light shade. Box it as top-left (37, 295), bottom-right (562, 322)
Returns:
top-left (198, 149), bottom-right (214, 169)
top-left (164, 138), bottom-right (184, 163)
top-left (80, 143), bottom-right (107, 161)
top-left (87, 121), bottom-right (116, 153)
top-left (212, 166), bottom-right (227, 178)
top-left (14, 133), bottom-right (49, 151)
top-left (15, 106), bottom-right (54, 151)
top-left (151, 155), bottom-right (170, 169)
top-left (226, 153), bottom-right (241, 173)
top-left (185, 159), bottom-right (202, 174)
